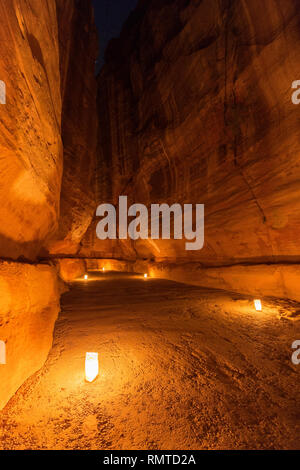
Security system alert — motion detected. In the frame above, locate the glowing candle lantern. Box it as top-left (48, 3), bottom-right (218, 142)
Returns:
top-left (0, 341), bottom-right (6, 365)
top-left (102, 267), bottom-right (105, 272)
top-left (85, 352), bottom-right (99, 382)
top-left (254, 299), bottom-right (262, 311)
top-left (84, 274), bottom-right (88, 280)
top-left (0, 80), bottom-right (6, 105)
top-left (144, 273), bottom-right (148, 279)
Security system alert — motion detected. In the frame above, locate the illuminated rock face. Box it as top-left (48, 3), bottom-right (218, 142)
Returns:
top-left (96, 0), bottom-right (300, 300)
top-left (0, 262), bottom-right (60, 410)
top-left (46, 0), bottom-right (98, 257)
top-left (0, 0), bottom-right (98, 409)
top-left (149, 262), bottom-right (300, 303)
top-left (85, 258), bottom-right (136, 273)
top-left (0, 0), bottom-right (98, 261)
top-left (55, 258), bottom-right (86, 282)
top-left (0, 0), bottom-right (62, 261)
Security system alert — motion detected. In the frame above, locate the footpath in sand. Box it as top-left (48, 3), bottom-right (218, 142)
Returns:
top-left (0, 273), bottom-right (299, 450)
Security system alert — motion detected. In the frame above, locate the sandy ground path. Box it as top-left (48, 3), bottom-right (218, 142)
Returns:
top-left (0, 273), bottom-right (299, 450)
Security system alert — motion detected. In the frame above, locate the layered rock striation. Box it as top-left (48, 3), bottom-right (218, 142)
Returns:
top-left (0, 0), bottom-right (62, 261)
top-left (0, 0), bottom-right (98, 409)
top-left (47, 0), bottom-right (98, 257)
top-left (94, 0), bottom-right (300, 301)
top-left (0, 262), bottom-right (60, 410)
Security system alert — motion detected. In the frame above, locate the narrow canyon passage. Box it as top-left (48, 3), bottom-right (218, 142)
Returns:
top-left (0, 273), bottom-right (299, 450)
top-left (2, 0), bottom-right (300, 455)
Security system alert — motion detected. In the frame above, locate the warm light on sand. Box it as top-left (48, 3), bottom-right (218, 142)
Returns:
top-left (85, 352), bottom-right (99, 382)
top-left (254, 299), bottom-right (262, 311)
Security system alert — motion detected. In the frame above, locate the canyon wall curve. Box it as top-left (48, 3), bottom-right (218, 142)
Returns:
top-left (0, 0), bottom-right (98, 409)
top-left (89, 0), bottom-right (300, 302)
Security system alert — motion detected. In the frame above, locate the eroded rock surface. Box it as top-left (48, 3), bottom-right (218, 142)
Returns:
top-left (0, 0), bottom-right (98, 409)
top-left (94, 0), bottom-right (300, 300)
top-left (0, 0), bottom-right (98, 261)
top-left (149, 262), bottom-right (300, 303)
top-left (47, 0), bottom-right (98, 257)
top-left (0, 0), bottom-right (62, 261)
top-left (55, 258), bottom-right (86, 282)
top-left (0, 262), bottom-right (60, 410)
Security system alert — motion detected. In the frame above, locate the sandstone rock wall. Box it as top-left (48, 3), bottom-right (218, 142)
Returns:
top-left (0, 0), bottom-right (98, 261)
top-left (95, 0), bottom-right (300, 300)
top-left (149, 262), bottom-right (300, 304)
top-left (85, 258), bottom-right (135, 273)
top-left (0, 262), bottom-right (60, 410)
top-left (0, 0), bottom-right (62, 261)
top-left (55, 258), bottom-right (86, 282)
top-left (47, 0), bottom-right (98, 256)
top-left (0, 0), bottom-right (98, 409)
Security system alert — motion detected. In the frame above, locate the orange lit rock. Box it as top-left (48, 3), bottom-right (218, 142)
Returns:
top-left (0, 0), bottom-right (98, 409)
top-left (85, 258), bottom-right (135, 273)
top-left (46, 0), bottom-right (98, 257)
top-left (0, 0), bottom-right (98, 261)
top-left (148, 262), bottom-right (300, 303)
top-left (55, 258), bottom-right (86, 282)
top-left (80, 219), bottom-right (136, 261)
top-left (95, 0), bottom-right (300, 301)
top-left (0, 0), bottom-right (62, 261)
top-left (0, 262), bottom-right (60, 410)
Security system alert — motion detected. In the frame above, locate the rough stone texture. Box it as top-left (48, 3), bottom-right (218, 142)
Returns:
top-left (0, 0), bottom-right (62, 261)
top-left (85, 258), bottom-right (135, 273)
top-left (0, 0), bottom-right (98, 409)
top-left (149, 262), bottom-right (300, 304)
top-left (80, 218), bottom-right (136, 261)
top-left (0, 262), bottom-right (60, 410)
top-left (95, 0), bottom-right (300, 300)
top-left (55, 258), bottom-right (86, 282)
top-left (46, 0), bottom-right (98, 256)
top-left (0, 0), bottom-right (98, 261)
